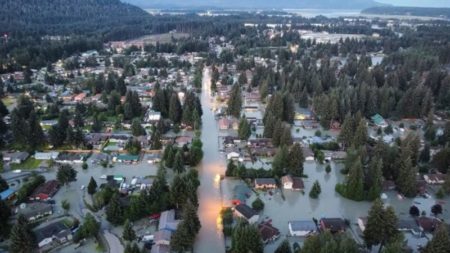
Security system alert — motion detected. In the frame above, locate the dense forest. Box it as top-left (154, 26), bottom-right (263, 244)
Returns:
top-left (363, 6), bottom-right (450, 19)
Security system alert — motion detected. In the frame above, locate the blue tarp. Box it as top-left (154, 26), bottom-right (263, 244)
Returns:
top-left (0, 188), bottom-right (15, 200)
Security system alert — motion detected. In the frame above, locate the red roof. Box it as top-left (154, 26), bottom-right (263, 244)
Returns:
top-left (30, 180), bottom-right (60, 200)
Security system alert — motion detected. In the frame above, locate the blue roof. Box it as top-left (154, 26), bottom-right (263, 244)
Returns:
top-left (0, 188), bottom-right (15, 200)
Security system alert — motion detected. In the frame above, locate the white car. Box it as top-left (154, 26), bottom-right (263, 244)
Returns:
top-left (80, 185), bottom-right (85, 190)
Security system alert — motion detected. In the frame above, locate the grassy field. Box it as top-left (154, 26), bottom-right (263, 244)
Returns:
top-left (11, 158), bottom-right (41, 170)
top-left (1, 96), bottom-right (15, 107)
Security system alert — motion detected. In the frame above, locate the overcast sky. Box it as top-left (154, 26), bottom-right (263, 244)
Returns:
top-left (377, 0), bottom-right (450, 7)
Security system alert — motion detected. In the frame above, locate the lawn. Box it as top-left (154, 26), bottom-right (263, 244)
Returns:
top-left (11, 158), bottom-right (41, 170)
top-left (1, 96), bottom-right (15, 106)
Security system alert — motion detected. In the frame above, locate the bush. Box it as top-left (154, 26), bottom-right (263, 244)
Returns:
top-left (252, 198), bottom-right (265, 211)
top-left (309, 181), bottom-right (321, 199)
top-left (409, 205), bottom-right (420, 217)
top-left (325, 164), bottom-right (331, 174)
top-left (82, 163), bottom-right (88, 170)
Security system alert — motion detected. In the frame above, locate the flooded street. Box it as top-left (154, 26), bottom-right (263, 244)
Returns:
top-left (194, 68), bottom-right (226, 253)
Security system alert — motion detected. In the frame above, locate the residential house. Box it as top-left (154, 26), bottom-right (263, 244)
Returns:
top-left (175, 136), bottom-right (192, 147)
top-left (226, 152), bottom-right (240, 161)
top-left (302, 147), bottom-right (315, 161)
top-left (320, 218), bottom-right (347, 233)
top-left (248, 139), bottom-right (273, 149)
top-left (417, 217), bottom-right (441, 233)
top-left (2, 152), bottom-right (29, 164)
top-left (218, 118), bottom-right (238, 130)
top-left (147, 153), bottom-right (162, 164)
top-left (145, 111), bottom-right (162, 124)
top-left (151, 245), bottom-right (170, 253)
top-left (158, 209), bottom-right (180, 231)
top-left (0, 188), bottom-right (16, 201)
top-left (153, 230), bottom-right (171, 246)
top-left (281, 175), bottom-right (304, 191)
top-left (254, 178), bottom-right (277, 190)
top-left (34, 221), bottom-right (72, 248)
top-left (18, 202), bottom-right (53, 221)
top-left (55, 153), bottom-right (84, 164)
top-left (34, 152), bottom-right (59, 160)
top-left (30, 180), bottom-right (60, 201)
top-left (371, 114), bottom-right (388, 128)
top-left (258, 222), bottom-right (280, 244)
top-left (295, 108), bottom-right (314, 120)
top-left (398, 219), bottom-right (421, 235)
top-left (115, 154), bottom-right (139, 164)
top-left (91, 153), bottom-right (110, 165)
top-left (234, 204), bottom-right (259, 224)
top-left (423, 174), bottom-right (446, 185)
top-left (288, 220), bottom-right (318, 236)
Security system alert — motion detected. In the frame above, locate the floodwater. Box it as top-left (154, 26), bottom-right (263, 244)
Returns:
top-left (194, 68), bottom-right (226, 253)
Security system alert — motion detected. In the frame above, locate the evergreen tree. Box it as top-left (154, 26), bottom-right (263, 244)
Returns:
top-left (280, 126), bottom-right (292, 147)
top-left (9, 215), bottom-right (35, 253)
top-left (238, 116), bottom-right (251, 140)
top-left (227, 84), bottom-right (242, 118)
top-left (0, 175), bottom-right (9, 192)
top-left (231, 220), bottom-right (263, 253)
top-left (275, 239), bottom-right (292, 253)
top-left (272, 145), bottom-right (288, 177)
top-left (106, 193), bottom-right (124, 225)
top-left (364, 199), bottom-right (400, 251)
top-left (397, 146), bottom-right (417, 198)
top-left (339, 113), bottom-right (355, 147)
top-left (122, 219), bottom-right (136, 242)
top-left (169, 93), bottom-right (182, 124)
top-left (150, 129), bottom-right (162, 150)
top-left (173, 150), bottom-right (185, 173)
top-left (56, 165), bottom-right (77, 186)
top-left (287, 143), bottom-right (304, 176)
top-left (367, 158), bottom-right (383, 201)
top-left (28, 110), bottom-right (45, 149)
top-left (422, 224), bottom-right (450, 253)
top-left (91, 114), bottom-right (103, 132)
top-left (131, 118), bottom-right (145, 136)
top-left (87, 176), bottom-right (97, 195)
top-left (352, 118), bottom-right (368, 147)
top-left (0, 199), bottom-right (11, 238)
top-left (309, 180), bottom-right (321, 199)
top-left (346, 159), bottom-right (365, 201)
top-left (251, 198), bottom-right (264, 211)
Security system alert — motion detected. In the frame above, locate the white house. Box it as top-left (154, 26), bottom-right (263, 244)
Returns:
top-left (35, 152), bottom-right (59, 160)
top-left (227, 152), bottom-right (240, 160)
top-left (281, 175), bottom-right (293, 189)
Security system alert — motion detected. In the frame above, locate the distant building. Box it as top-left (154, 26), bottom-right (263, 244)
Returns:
top-left (2, 151), bottom-right (29, 164)
top-left (254, 178), bottom-right (277, 190)
top-left (371, 114), bottom-right (388, 128)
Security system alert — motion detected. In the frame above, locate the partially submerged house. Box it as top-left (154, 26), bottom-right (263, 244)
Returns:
top-left (320, 218), bottom-right (347, 233)
top-left (254, 178), bottom-right (277, 190)
top-left (288, 220), bottom-right (318, 236)
top-left (234, 204), bottom-right (259, 224)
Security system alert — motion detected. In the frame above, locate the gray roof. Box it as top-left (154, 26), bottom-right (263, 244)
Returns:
top-left (289, 220), bottom-right (317, 232)
top-left (255, 178), bottom-right (276, 185)
top-left (235, 204), bottom-right (257, 219)
top-left (19, 202), bottom-right (52, 220)
top-left (34, 221), bottom-right (69, 243)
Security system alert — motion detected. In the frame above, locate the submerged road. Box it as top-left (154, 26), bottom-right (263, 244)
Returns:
top-left (194, 68), bottom-right (226, 253)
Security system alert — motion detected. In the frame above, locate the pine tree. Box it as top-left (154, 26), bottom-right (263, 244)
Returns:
top-left (169, 93), bottom-right (182, 124)
top-left (367, 158), bottom-right (383, 201)
top-left (352, 118), bottom-right (368, 147)
top-left (397, 146), bottom-right (417, 198)
top-left (287, 143), bottom-right (304, 176)
top-left (131, 118), bottom-right (145, 136)
top-left (122, 219), bottom-right (136, 242)
top-left (28, 110), bottom-right (45, 149)
top-left (364, 199), bottom-right (399, 251)
top-left (106, 193), bottom-right (124, 225)
top-left (9, 215), bottom-right (35, 253)
top-left (87, 176), bottom-right (97, 195)
top-left (309, 180), bottom-right (321, 199)
top-left (227, 84), bottom-right (242, 118)
top-left (272, 145), bottom-right (288, 177)
top-left (0, 199), bottom-right (11, 238)
top-left (280, 126), bottom-right (292, 147)
top-left (339, 113), bottom-right (355, 148)
top-left (231, 220), bottom-right (263, 253)
top-left (275, 239), bottom-right (292, 253)
top-left (238, 116), bottom-right (251, 140)
top-left (422, 224), bottom-right (450, 253)
top-left (346, 159), bottom-right (365, 201)
top-left (173, 150), bottom-right (184, 173)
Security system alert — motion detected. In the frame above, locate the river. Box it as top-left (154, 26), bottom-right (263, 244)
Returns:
top-left (194, 68), bottom-right (226, 253)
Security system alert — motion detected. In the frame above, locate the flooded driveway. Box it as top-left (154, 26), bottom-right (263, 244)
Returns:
top-left (194, 68), bottom-right (226, 253)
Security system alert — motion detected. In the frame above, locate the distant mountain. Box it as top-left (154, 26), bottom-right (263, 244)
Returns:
top-left (122, 0), bottom-right (385, 10)
top-left (362, 6), bottom-right (450, 19)
top-left (0, 0), bottom-right (152, 40)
